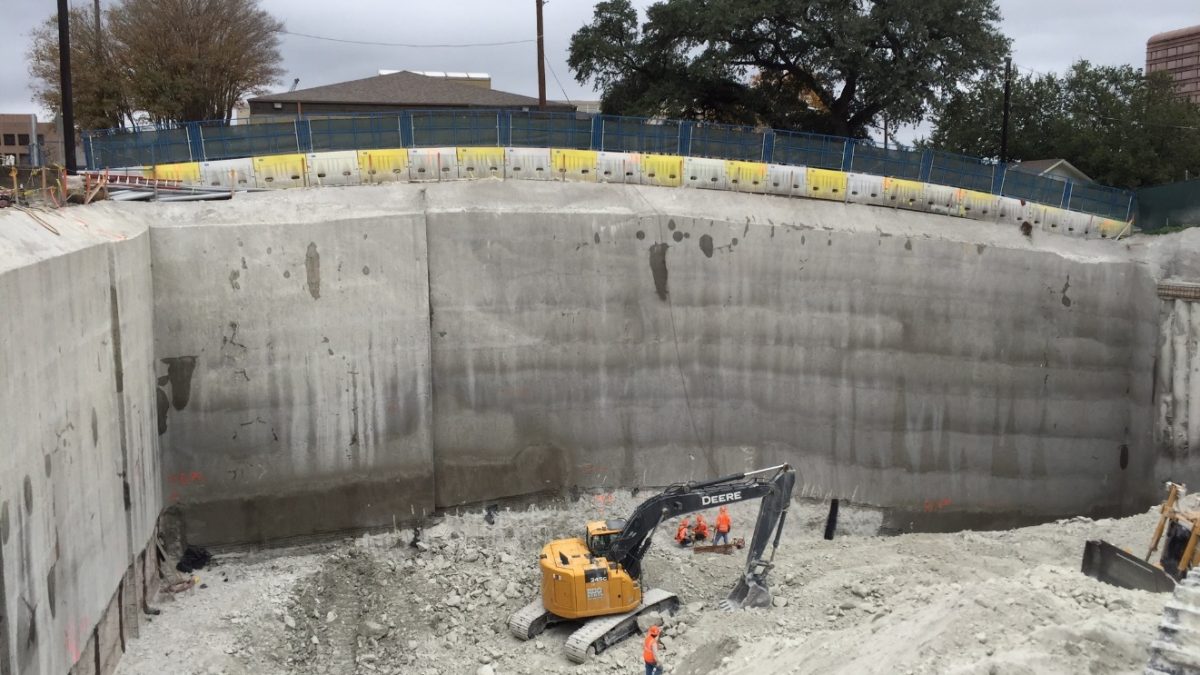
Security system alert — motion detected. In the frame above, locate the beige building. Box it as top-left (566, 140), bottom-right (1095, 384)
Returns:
top-left (0, 113), bottom-right (61, 167)
top-left (1147, 24), bottom-right (1200, 104)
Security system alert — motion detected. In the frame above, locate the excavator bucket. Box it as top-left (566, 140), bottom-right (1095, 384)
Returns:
top-left (1081, 540), bottom-right (1176, 593)
top-left (723, 575), bottom-right (772, 610)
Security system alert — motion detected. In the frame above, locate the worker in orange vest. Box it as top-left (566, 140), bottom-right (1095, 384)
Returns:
top-left (643, 625), bottom-right (663, 675)
top-left (692, 514), bottom-right (710, 542)
top-left (675, 517), bottom-right (693, 546)
top-left (715, 505), bottom-right (732, 546)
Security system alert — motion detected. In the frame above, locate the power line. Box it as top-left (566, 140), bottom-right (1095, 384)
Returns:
top-left (544, 56), bottom-right (572, 105)
top-left (276, 29), bottom-right (536, 49)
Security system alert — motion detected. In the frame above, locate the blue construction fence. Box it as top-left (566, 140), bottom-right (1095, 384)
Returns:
top-left (81, 110), bottom-right (1134, 220)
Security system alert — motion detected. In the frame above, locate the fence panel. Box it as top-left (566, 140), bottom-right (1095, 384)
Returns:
top-left (410, 111), bottom-right (500, 147)
top-left (309, 115), bottom-right (404, 152)
top-left (926, 151), bottom-right (995, 193)
top-left (510, 112), bottom-right (592, 149)
top-left (199, 121), bottom-right (300, 161)
top-left (687, 123), bottom-right (765, 161)
top-left (849, 143), bottom-right (922, 180)
top-left (1001, 170), bottom-right (1068, 207)
top-left (772, 131), bottom-right (846, 170)
top-left (89, 127), bottom-right (193, 168)
top-left (1068, 182), bottom-right (1131, 221)
top-left (600, 116), bottom-right (681, 155)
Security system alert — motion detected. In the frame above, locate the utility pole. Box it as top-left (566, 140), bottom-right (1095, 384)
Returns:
top-left (1000, 57), bottom-right (1012, 165)
top-left (57, 0), bottom-right (77, 173)
top-left (536, 0), bottom-right (547, 110)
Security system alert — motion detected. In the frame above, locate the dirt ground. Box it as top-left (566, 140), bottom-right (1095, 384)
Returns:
top-left (114, 492), bottom-right (1173, 675)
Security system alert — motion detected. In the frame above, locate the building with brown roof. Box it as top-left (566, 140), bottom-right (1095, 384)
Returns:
top-left (248, 70), bottom-right (575, 116)
top-left (1147, 24), bottom-right (1200, 104)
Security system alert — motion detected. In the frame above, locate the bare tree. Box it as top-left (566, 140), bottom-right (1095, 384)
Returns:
top-left (107, 0), bottom-right (284, 124)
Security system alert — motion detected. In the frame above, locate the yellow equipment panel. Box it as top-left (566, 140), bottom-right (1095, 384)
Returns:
top-left (148, 162), bottom-right (201, 184)
top-left (725, 160), bottom-right (767, 193)
top-left (640, 154), bottom-right (683, 187)
top-left (457, 147), bottom-right (504, 178)
top-left (806, 168), bottom-right (848, 201)
top-left (552, 149), bottom-right (599, 182)
top-left (357, 148), bottom-right (409, 182)
top-left (253, 153), bottom-right (307, 189)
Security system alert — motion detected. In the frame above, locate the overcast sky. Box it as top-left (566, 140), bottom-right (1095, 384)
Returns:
top-left (2, 0), bottom-right (1196, 138)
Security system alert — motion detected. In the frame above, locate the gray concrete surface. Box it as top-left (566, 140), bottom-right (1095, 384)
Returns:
top-left (2, 180), bottom-right (1199, 674)
top-left (148, 188), bottom-right (434, 545)
top-left (0, 204), bottom-right (160, 675)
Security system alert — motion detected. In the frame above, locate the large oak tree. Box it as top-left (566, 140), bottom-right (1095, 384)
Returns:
top-left (569, 0), bottom-right (1011, 137)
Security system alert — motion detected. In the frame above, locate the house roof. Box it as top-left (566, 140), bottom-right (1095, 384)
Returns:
top-left (250, 71), bottom-right (573, 110)
top-left (1011, 158), bottom-right (1093, 183)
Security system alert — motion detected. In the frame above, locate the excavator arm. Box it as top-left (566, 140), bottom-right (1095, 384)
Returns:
top-left (602, 464), bottom-right (797, 608)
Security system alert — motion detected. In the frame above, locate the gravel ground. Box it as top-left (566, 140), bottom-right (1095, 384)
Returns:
top-left (115, 492), bottom-right (1174, 675)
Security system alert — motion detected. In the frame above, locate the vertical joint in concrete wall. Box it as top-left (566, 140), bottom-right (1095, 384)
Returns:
top-left (0, 536), bottom-right (10, 675)
top-left (106, 247), bottom-right (136, 563)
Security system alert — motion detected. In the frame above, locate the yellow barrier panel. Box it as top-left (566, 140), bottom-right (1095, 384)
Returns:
top-left (806, 168), bottom-right (847, 201)
top-left (457, 147), bottom-right (504, 177)
top-left (959, 189), bottom-right (996, 218)
top-left (883, 177), bottom-right (926, 209)
top-left (641, 154), bottom-right (683, 187)
top-left (147, 162), bottom-right (201, 184)
top-left (551, 149), bottom-right (599, 181)
top-left (725, 161), bottom-right (767, 193)
top-left (253, 153), bottom-right (307, 189)
top-left (1097, 218), bottom-right (1126, 238)
top-left (357, 149), bottom-right (409, 183)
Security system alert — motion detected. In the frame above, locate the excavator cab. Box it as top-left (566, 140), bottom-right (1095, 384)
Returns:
top-left (1083, 482), bottom-right (1200, 593)
top-left (585, 519), bottom-right (625, 558)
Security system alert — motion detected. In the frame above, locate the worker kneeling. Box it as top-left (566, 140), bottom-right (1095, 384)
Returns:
top-left (643, 625), bottom-right (664, 675)
top-left (675, 517), bottom-right (693, 547)
top-left (692, 514), bottom-right (710, 543)
top-left (714, 505), bottom-right (732, 546)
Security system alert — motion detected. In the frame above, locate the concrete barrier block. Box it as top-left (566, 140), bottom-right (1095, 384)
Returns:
top-left (725, 160), bottom-right (767, 194)
top-left (884, 177), bottom-right (928, 212)
top-left (147, 162), bottom-right (201, 185)
top-left (357, 148), bottom-right (409, 183)
top-left (596, 151), bottom-right (639, 183)
top-left (551, 149), bottom-right (599, 182)
top-left (640, 154), bottom-right (684, 187)
top-left (200, 158), bottom-right (253, 189)
top-left (925, 184), bottom-right (961, 217)
top-left (505, 147), bottom-right (552, 180)
top-left (306, 151), bottom-right (361, 187)
top-left (765, 163), bottom-right (806, 197)
top-left (960, 189), bottom-right (998, 220)
top-left (806, 168), bottom-right (848, 202)
top-left (408, 147), bottom-right (458, 181)
top-left (683, 157), bottom-right (728, 190)
top-left (846, 173), bottom-right (886, 207)
top-left (252, 153), bottom-right (307, 189)
top-left (457, 147), bottom-right (504, 179)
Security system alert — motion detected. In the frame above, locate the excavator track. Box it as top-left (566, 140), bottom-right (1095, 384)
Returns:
top-left (508, 598), bottom-right (558, 641)
top-left (1147, 566), bottom-right (1200, 674)
top-left (563, 588), bottom-right (679, 663)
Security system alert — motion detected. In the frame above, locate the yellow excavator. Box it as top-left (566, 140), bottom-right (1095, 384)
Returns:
top-left (1083, 482), bottom-right (1200, 593)
top-left (508, 464), bottom-right (796, 662)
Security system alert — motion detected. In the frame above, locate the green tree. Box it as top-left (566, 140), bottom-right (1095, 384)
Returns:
top-left (27, 7), bottom-right (135, 130)
top-left (928, 61), bottom-right (1200, 188)
top-left (569, 0), bottom-right (1011, 137)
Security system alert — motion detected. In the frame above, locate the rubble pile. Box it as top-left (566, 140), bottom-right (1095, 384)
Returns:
top-left (116, 494), bottom-right (1173, 675)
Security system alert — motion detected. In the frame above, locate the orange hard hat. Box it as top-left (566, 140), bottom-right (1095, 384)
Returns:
top-left (720, 505), bottom-right (728, 512)
top-left (648, 625), bottom-right (661, 637)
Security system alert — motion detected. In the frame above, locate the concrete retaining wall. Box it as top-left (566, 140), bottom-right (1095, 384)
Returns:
top-left (0, 206), bottom-right (160, 675)
top-left (1, 180), bottom-right (1196, 674)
